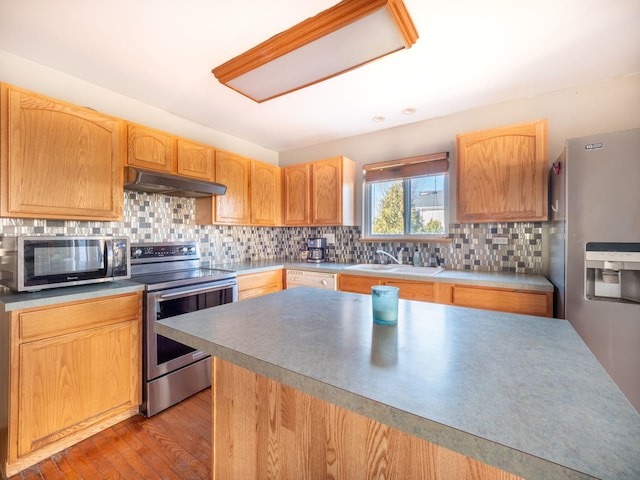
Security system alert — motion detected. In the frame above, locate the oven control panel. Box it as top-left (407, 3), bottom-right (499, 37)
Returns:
top-left (131, 242), bottom-right (199, 260)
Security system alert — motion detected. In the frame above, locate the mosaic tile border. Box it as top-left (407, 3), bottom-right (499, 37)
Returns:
top-left (0, 192), bottom-right (544, 274)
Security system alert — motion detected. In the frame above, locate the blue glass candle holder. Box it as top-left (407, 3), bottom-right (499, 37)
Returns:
top-left (371, 285), bottom-right (399, 325)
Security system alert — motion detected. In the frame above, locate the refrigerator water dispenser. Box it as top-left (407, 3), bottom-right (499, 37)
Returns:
top-left (585, 243), bottom-right (640, 304)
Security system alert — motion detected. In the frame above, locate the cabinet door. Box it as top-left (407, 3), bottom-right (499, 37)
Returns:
top-left (127, 123), bottom-right (176, 173)
top-left (382, 279), bottom-right (435, 302)
top-left (8, 293), bottom-right (141, 463)
top-left (250, 160), bottom-right (281, 226)
top-left (311, 157), bottom-right (342, 225)
top-left (0, 84), bottom-right (124, 221)
top-left (177, 138), bottom-right (214, 180)
top-left (452, 285), bottom-right (553, 317)
top-left (238, 270), bottom-right (283, 301)
top-left (17, 321), bottom-right (140, 457)
top-left (456, 120), bottom-right (548, 223)
top-left (214, 150), bottom-right (250, 224)
top-left (282, 163), bottom-right (311, 225)
top-left (338, 274), bottom-right (381, 294)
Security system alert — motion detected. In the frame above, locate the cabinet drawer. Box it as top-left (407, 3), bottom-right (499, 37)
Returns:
top-left (453, 286), bottom-right (551, 317)
top-left (19, 293), bottom-right (141, 342)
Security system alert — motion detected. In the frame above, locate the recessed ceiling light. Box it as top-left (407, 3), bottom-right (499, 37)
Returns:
top-left (372, 116), bottom-right (386, 123)
top-left (402, 107), bottom-right (417, 115)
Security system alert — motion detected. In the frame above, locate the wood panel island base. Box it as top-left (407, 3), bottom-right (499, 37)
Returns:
top-left (214, 357), bottom-right (520, 479)
top-left (155, 288), bottom-right (640, 480)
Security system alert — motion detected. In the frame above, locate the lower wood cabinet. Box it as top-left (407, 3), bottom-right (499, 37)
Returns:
top-left (381, 279), bottom-right (435, 302)
top-left (338, 274), bottom-right (434, 302)
top-left (238, 269), bottom-right (284, 301)
top-left (338, 274), bottom-right (553, 317)
top-left (337, 274), bottom-right (379, 295)
top-left (2, 291), bottom-right (142, 477)
top-left (442, 284), bottom-right (552, 317)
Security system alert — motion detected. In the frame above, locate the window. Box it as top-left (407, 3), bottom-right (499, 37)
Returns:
top-left (363, 152), bottom-right (449, 239)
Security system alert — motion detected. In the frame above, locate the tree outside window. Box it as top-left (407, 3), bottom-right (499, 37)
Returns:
top-left (363, 152), bottom-right (449, 239)
top-left (368, 175), bottom-right (446, 237)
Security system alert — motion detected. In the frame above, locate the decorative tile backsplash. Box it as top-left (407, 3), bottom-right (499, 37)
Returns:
top-left (0, 192), bottom-right (544, 274)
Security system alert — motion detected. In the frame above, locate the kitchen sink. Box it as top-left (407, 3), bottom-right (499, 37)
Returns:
top-left (345, 264), bottom-right (397, 271)
top-left (389, 265), bottom-right (444, 276)
top-left (344, 264), bottom-right (444, 276)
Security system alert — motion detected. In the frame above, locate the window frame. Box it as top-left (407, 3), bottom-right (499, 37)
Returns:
top-left (362, 152), bottom-right (450, 241)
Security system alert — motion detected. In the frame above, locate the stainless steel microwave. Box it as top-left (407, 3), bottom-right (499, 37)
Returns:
top-left (0, 236), bottom-right (130, 292)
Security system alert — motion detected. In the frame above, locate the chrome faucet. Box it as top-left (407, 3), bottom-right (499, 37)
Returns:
top-left (377, 248), bottom-right (404, 264)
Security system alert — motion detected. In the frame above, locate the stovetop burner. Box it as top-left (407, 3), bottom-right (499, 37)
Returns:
top-left (129, 241), bottom-right (236, 290)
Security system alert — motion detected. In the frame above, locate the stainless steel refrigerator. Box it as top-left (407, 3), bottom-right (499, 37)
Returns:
top-left (549, 127), bottom-right (640, 413)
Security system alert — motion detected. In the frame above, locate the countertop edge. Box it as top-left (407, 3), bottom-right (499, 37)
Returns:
top-left (0, 281), bottom-right (145, 311)
top-left (154, 321), bottom-right (593, 480)
top-left (221, 260), bottom-right (554, 293)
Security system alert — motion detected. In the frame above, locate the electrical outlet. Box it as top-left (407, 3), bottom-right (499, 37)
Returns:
top-left (325, 233), bottom-right (336, 244)
top-left (223, 236), bottom-right (234, 244)
top-left (493, 236), bottom-right (508, 245)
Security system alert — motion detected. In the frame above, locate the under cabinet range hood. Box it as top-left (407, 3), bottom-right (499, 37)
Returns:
top-left (123, 167), bottom-right (226, 198)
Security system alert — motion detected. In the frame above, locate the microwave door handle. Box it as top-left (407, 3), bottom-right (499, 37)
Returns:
top-left (158, 281), bottom-right (236, 300)
top-left (105, 239), bottom-right (113, 276)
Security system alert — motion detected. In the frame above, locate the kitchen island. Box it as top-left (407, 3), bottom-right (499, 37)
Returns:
top-left (155, 288), bottom-right (640, 480)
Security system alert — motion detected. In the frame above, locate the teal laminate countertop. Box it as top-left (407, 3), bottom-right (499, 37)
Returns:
top-left (156, 287), bottom-right (640, 480)
top-left (211, 259), bottom-right (554, 292)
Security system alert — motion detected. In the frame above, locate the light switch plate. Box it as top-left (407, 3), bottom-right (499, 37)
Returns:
top-left (493, 236), bottom-right (508, 245)
top-left (325, 233), bottom-right (336, 244)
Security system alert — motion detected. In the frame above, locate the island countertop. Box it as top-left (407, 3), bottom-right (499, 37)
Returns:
top-left (155, 288), bottom-right (640, 480)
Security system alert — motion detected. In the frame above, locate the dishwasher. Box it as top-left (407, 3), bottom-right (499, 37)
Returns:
top-left (286, 270), bottom-right (337, 290)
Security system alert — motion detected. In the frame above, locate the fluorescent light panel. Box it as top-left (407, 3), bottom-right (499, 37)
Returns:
top-left (213, 0), bottom-right (418, 103)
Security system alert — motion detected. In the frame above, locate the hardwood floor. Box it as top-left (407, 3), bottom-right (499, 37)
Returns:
top-left (9, 389), bottom-right (212, 480)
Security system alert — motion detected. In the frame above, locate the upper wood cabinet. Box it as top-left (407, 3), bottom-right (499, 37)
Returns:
top-left (282, 156), bottom-right (355, 226)
top-left (214, 150), bottom-right (251, 224)
top-left (127, 123), bottom-right (214, 181)
top-left (127, 123), bottom-right (176, 173)
top-left (196, 151), bottom-right (281, 226)
top-left (177, 138), bottom-right (214, 181)
top-left (196, 149), bottom-right (249, 224)
top-left (250, 159), bottom-right (281, 225)
top-left (0, 83), bottom-right (125, 221)
top-left (282, 163), bottom-right (311, 225)
top-left (456, 120), bottom-right (548, 223)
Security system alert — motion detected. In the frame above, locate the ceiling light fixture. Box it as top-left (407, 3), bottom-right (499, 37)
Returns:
top-left (212, 0), bottom-right (418, 103)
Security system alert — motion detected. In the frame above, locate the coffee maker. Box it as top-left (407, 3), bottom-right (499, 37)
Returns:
top-left (307, 238), bottom-right (328, 263)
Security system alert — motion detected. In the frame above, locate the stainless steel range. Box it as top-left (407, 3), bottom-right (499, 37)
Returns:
top-left (130, 242), bottom-right (237, 417)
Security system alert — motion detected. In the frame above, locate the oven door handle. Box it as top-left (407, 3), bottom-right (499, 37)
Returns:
top-left (158, 281), bottom-right (237, 300)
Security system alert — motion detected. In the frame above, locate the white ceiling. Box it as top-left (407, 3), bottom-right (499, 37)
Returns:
top-left (1, 0), bottom-right (639, 152)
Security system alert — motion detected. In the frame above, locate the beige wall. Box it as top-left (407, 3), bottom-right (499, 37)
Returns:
top-left (0, 50), bottom-right (279, 165)
top-left (280, 74), bottom-right (640, 226)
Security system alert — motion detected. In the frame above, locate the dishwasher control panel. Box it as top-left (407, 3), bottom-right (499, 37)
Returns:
top-left (286, 270), bottom-right (337, 290)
